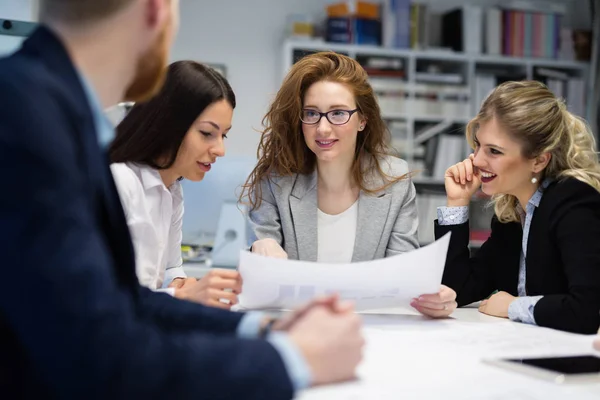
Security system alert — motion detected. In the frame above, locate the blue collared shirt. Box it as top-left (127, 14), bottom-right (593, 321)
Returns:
top-left (77, 73), bottom-right (312, 391)
top-left (437, 180), bottom-right (551, 325)
top-left (77, 74), bottom-right (116, 150)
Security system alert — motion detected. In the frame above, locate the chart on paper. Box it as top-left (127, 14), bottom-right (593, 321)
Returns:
top-left (269, 285), bottom-right (404, 308)
top-left (237, 233), bottom-right (451, 311)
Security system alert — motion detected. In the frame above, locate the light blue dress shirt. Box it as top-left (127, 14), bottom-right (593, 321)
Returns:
top-left (78, 73), bottom-right (312, 390)
top-left (437, 180), bottom-right (551, 325)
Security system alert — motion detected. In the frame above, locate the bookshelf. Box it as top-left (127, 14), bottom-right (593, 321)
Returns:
top-left (281, 39), bottom-right (590, 245)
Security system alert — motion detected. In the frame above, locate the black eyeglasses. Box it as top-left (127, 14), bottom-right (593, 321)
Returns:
top-left (300, 108), bottom-right (359, 125)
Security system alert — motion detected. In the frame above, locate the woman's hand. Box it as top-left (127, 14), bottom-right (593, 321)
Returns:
top-left (594, 334), bottom-right (600, 351)
top-left (175, 269), bottom-right (242, 309)
top-left (168, 277), bottom-right (196, 289)
top-left (478, 291), bottom-right (515, 318)
top-left (411, 285), bottom-right (457, 318)
top-left (251, 238), bottom-right (288, 259)
top-left (445, 154), bottom-right (482, 207)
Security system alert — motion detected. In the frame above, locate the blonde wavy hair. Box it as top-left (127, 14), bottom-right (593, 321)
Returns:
top-left (240, 51), bottom-right (406, 211)
top-left (467, 80), bottom-right (600, 223)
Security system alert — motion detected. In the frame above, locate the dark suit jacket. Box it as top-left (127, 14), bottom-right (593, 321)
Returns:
top-left (436, 178), bottom-right (600, 334)
top-left (0, 26), bottom-right (294, 399)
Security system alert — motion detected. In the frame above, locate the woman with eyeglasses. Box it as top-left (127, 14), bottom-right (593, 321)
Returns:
top-left (239, 52), bottom-right (457, 318)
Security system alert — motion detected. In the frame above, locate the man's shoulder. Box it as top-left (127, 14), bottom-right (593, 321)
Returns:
top-left (0, 51), bottom-right (53, 95)
top-left (0, 52), bottom-right (81, 148)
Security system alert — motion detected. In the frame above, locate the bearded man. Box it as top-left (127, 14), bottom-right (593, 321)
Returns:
top-left (0, 1), bottom-right (364, 399)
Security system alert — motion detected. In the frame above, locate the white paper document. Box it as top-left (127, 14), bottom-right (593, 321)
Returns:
top-left (237, 232), bottom-right (451, 311)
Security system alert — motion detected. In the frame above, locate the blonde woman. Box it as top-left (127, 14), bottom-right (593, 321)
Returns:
top-left (436, 80), bottom-right (600, 334)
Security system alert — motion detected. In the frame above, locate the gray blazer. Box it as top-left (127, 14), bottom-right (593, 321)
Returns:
top-left (247, 155), bottom-right (419, 262)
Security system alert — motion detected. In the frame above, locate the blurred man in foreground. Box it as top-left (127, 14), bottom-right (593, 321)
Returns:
top-left (0, 1), bottom-right (364, 398)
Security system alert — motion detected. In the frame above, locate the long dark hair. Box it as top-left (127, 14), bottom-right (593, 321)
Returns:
top-left (109, 60), bottom-right (236, 169)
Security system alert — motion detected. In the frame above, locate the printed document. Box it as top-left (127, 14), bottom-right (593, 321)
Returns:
top-left (237, 232), bottom-right (451, 310)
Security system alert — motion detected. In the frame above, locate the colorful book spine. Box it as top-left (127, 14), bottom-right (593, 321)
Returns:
top-left (553, 13), bottom-right (561, 59)
top-left (393, 0), bottom-right (411, 48)
top-left (503, 10), bottom-right (512, 56)
top-left (514, 11), bottom-right (520, 57)
top-left (532, 13), bottom-right (542, 57)
top-left (545, 13), bottom-right (554, 58)
top-left (539, 12), bottom-right (546, 58)
top-left (523, 12), bottom-right (532, 57)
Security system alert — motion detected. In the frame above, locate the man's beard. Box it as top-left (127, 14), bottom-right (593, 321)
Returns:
top-left (123, 23), bottom-right (170, 103)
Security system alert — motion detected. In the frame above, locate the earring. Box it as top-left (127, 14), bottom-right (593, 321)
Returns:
top-left (531, 177), bottom-right (538, 184)
top-left (359, 125), bottom-right (364, 130)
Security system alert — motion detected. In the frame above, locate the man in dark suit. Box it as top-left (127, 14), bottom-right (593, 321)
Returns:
top-left (0, 1), bottom-right (364, 399)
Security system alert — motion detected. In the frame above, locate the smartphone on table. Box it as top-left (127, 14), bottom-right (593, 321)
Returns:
top-left (483, 355), bottom-right (600, 384)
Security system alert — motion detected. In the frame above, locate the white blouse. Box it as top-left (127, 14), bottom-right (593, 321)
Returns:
top-left (317, 200), bottom-right (358, 263)
top-left (110, 162), bottom-right (186, 296)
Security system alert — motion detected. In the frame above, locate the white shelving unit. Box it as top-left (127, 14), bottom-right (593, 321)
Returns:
top-left (282, 40), bottom-right (590, 72)
top-left (281, 39), bottom-right (590, 186)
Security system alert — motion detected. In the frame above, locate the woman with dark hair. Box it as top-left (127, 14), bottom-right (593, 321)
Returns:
top-left (240, 52), bottom-right (457, 318)
top-left (109, 60), bottom-right (241, 309)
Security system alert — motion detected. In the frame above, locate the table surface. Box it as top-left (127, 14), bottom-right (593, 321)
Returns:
top-left (296, 307), bottom-right (600, 400)
top-left (187, 263), bottom-right (600, 399)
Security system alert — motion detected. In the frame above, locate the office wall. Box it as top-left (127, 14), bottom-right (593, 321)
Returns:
top-left (0, 0), bottom-right (34, 20)
top-left (0, 0), bottom-right (35, 56)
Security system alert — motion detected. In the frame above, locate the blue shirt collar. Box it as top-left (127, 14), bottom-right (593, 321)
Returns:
top-left (529, 178), bottom-right (552, 208)
top-left (75, 70), bottom-right (117, 149)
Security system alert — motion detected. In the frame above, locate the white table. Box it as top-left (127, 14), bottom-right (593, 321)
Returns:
top-left (296, 307), bottom-right (600, 400)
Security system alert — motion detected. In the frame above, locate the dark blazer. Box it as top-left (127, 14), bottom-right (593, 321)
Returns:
top-left (436, 178), bottom-right (600, 334)
top-left (0, 27), bottom-right (293, 399)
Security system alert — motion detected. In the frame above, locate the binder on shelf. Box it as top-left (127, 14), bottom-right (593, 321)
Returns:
top-left (414, 120), bottom-right (453, 145)
top-left (442, 5), bottom-right (483, 54)
top-left (410, 2), bottom-right (429, 50)
top-left (415, 72), bottom-right (463, 84)
top-left (486, 8), bottom-right (502, 55)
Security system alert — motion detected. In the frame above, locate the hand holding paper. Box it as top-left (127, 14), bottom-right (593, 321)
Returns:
top-left (411, 284), bottom-right (457, 318)
top-left (238, 233), bottom-right (451, 312)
